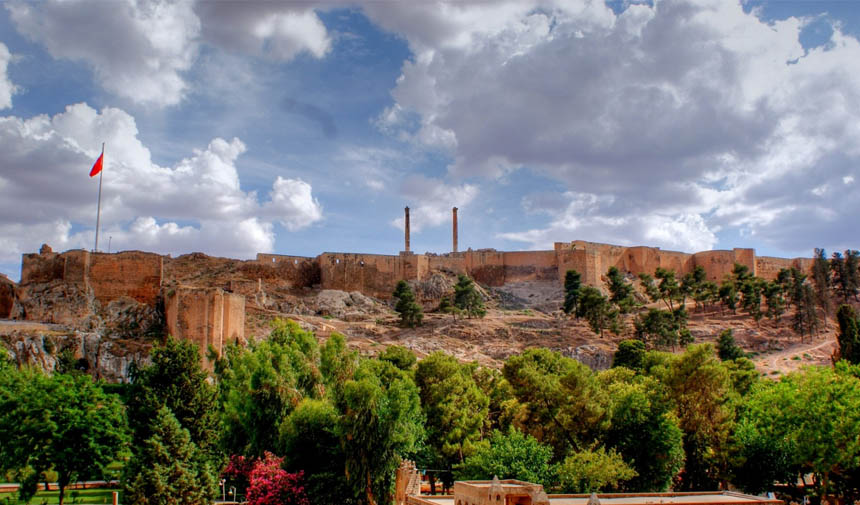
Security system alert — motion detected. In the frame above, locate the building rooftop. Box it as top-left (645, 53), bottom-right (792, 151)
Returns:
top-left (408, 492), bottom-right (782, 505)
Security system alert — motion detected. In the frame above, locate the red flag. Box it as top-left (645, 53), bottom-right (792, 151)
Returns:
top-left (89, 152), bottom-right (103, 177)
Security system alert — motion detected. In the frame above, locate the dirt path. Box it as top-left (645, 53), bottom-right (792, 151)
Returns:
top-left (756, 336), bottom-right (836, 376)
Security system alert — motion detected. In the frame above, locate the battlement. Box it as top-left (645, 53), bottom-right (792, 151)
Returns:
top-left (21, 249), bottom-right (163, 305)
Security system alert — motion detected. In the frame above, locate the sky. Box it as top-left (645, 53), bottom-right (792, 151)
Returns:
top-left (2, 0), bottom-right (860, 281)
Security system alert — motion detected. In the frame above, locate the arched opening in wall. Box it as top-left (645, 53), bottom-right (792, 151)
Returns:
top-left (360, 261), bottom-right (365, 266)
top-left (336, 259), bottom-right (340, 264)
top-left (272, 258), bottom-right (276, 263)
top-left (294, 259), bottom-right (298, 265)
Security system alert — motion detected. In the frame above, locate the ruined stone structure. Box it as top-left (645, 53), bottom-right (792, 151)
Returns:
top-left (405, 206), bottom-right (411, 253)
top-left (453, 207), bottom-right (459, 253)
top-left (20, 249), bottom-right (163, 306)
top-left (165, 287), bottom-right (245, 365)
top-left (452, 479), bottom-right (549, 505)
top-left (395, 460), bottom-right (422, 505)
top-left (5, 236), bottom-right (813, 362)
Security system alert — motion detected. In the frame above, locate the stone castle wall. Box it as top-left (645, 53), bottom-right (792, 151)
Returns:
top-left (21, 250), bottom-right (163, 305)
top-left (14, 241), bottom-right (814, 325)
top-left (164, 286), bottom-right (245, 367)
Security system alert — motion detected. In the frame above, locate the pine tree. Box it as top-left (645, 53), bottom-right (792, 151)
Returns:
top-left (563, 270), bottom-right (582, 315)
top-left (454, 275), bottom-right (486, 318)
top-left (393, 280), bottom-right (423, 328)
top-left (124, 407), bottom-right (217, 505)
top-left (606, 266), bottom-right (635, 313)
top-left (836, 304), bottom-right (860, 364)
top-left (812, 248), bottom-right (832, 317)
top-left (833, 250), bottom-right (860, 302)
top-left (717, 329), bottom-right (744, 361)
top-left (846, 250), bottom-right (860, 301)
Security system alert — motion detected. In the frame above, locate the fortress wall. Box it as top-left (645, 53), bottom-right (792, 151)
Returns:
top-left (222, 292), bottom-right (246, 346)
top-left (557, 249), bottom-right (589, 283)
top-left (88, 251), bottom-right (163, 305)
top-left (319, 253), bottom-right (404, 298)
top-left (501, 250), bottom-right (559, 283)
top-left (428, 254), bottom-right (468, 276)
top-left (0, 276), bottom-right (14, 318)
top-left (733, 248), bottom-right (757, 276)
top-left (62, 250), bottom-right (90, 284)
top-left (756, 256), bottom-right (814, 281)
top-left (248, 254), bottom-right (320, 288)
top-left (692, 250), bottom-right (737, 282)
top-left (617, 246), bottom-right (661, 276)
top-left (165, 286), bottom-right (244, 367)
top-left (463, 250), bottom-right (506, 286)
top-left (657, 250), bottom-right (695, 275)
top-left (20, 252), bottom-right (66, 284)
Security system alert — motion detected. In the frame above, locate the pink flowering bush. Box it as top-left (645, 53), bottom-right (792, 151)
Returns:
top-left (223, 454), bottom-right (255, 496)
top-left (246, 452), bottom-right (309, 505)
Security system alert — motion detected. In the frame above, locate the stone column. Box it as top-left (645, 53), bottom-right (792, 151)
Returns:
top-left (405, 206), bottom-right (410, 252)
top-left (452, 207), bottom-right (458, 253)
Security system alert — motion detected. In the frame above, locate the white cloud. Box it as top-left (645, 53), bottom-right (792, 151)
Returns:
top-left (0, 42), bottom-right (17, 109)
top-left (391, 174), bottom-right (477, 233)
top-left (0, 103), bottom-right (323, 264)
top-left (500, 191), bottom-right (717, 253)
top-left (5, 0), bottom-right (333, 107)
top-left (371, 0), bottom-right (860, 254)
top-left (195, 3), bottom-right (331, 60)
top-left (7, 0), bottom-right (199, 106)
top-left (264, 177), bottom-right (324, 231)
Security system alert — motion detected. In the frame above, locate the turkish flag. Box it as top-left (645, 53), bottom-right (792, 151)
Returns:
top-left (89, 152), bottom-right (103, 177)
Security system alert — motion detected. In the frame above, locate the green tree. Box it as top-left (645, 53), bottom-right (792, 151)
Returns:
top-left (729, 419), bottom-right (796, 495)
top-left (634, 308), bottom-right (687, 350)
top-left (739, 277), bottom-right (766, 322)
top-left (320, 332), bottom-right (359, 393)
top-left (393, 280), bottom-right (424, 328)
top-left (644, 345), bottom-right (736, 491)
top-left (379, 345), bottom-right (417, 371)
top-left (640, 269), bottom-right (683, 311)
top-left (455, 427), bottom-right (555, 487)
top-left (837, 304), bottom-right (860, 364)
top-left (697, 280), bottom-right (720, 313)
top-left (415, 353), bottom-right (489, 467)
top-left (555, 447), bottom-right (637, 493)
top-left (280, 399), bottom-right (353, 505)
top-left (845, 250), bottom-right (860, 301)
top-left (334, 359), bottom-right (424, 505)
top-left (739, 363), bottom-right (860, 501)
top-left (126, 337), bottom-right (219, 461)
top-left (563, 270), bottom-right (583, 315)
top-left (812, 248), bottom-right (833, 317)
top-left (833, 250), bottom-right (860, 302)
top-left (454, 275), bottom-right (486, 319)
top-left (793, 283), bottom-right (819, 342)
top-left (438, 296), bottom-right (460, 319)
top-left (124, 406), bottom-right (217, 505)
top-left (717, 329), bottom-right (745, 361)
top-left (684, 266), bottom-right (707, 312)
top-left (606, 267), bottom-right (635, 313)
top-left (763, 281), bottom-right (786, 322)
top-left (215, 319), bottom-right (322, 458)
top-left (503, 349), bottom-right (609, 457)
top-left (718, 279), bottom-right (738, 314)
top-left (577, 286), bottom-right (619, 337)
top-left (613, 340), bottom-right (646, 371)
top-left (0, 370), bottom-right (129, 505)
top-left (599, 369), bottom-right (684, 491)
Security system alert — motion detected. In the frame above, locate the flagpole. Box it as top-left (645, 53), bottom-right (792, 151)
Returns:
top-left (94, 143), bottom-right (104, 253)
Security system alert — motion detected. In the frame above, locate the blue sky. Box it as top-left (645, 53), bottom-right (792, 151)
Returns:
top-left (2, 0), bottom-right (860, 281)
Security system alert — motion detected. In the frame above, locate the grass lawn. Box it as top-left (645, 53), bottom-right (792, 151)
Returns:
top-left (0, 488), bottom-right (119, 504)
